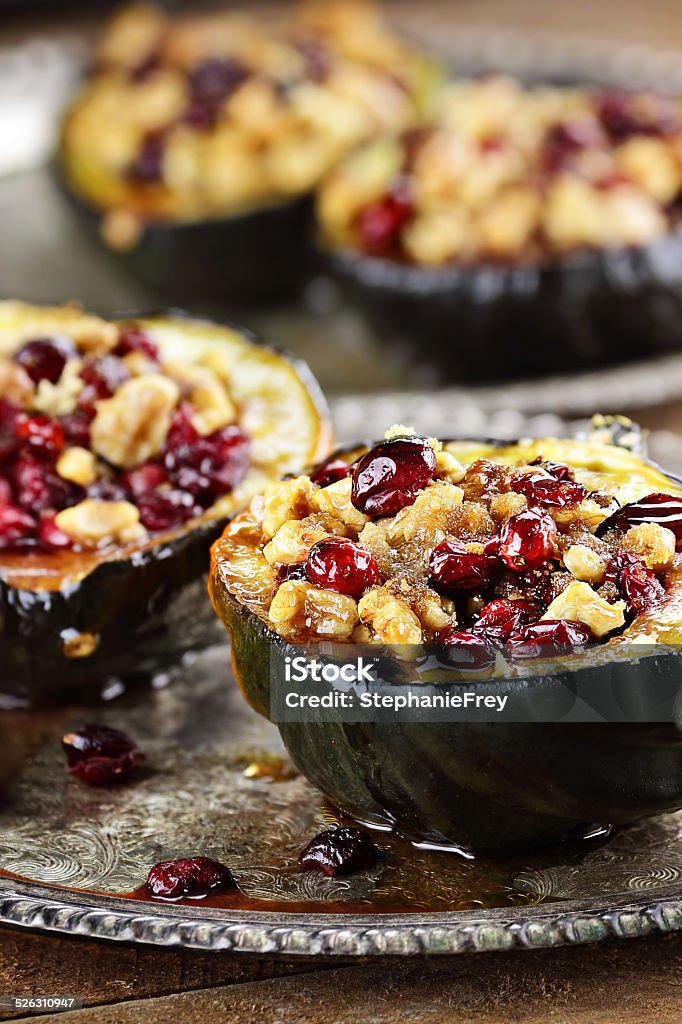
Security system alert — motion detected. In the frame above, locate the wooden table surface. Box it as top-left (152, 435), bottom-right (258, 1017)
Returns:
top-left (3, 1), bottom-right (682, 1020)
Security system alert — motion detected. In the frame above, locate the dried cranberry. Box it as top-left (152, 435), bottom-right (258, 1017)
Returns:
top-left (310, 457), bottom-right (350, 488)
top-left (299, 827), bottom-right (378, 877)
top-left (15, 413), bottom-right (64, 459)
top-left (356, 191), bottom-right (414, 256)
top-left (86, 477), bottom-right (128, 502)
top-left (440, 631), bottom-right (496, 672)
top-left (597, 89), bottom-right (679, 141)
top-left (62, 724), bottom-right (144, 785)
top-left (474, 598), bottom-right (535, 642)
top-left (351, 437), bottom-right (436, 517)
top-left (146, 856), bottom-right (235, 900)
top-left (602, 551), bottom-right (664, 618)
top-left (183, 57), bottom-right (250, 129)
top-left (12, 454), bottom-right (73, 512)
top-left (61, 411), bottom-right (92, 448)
top-left (79, 357), bottom-right (130, 412)
top-left (511, 470), bottom-right (587, 509)
top-left (0, 503), bottom-right (36, 548)
top-left (0, 399), bottom-right (20, 461)
top-left (164, 406), bottom-right (250, 505)
top-left (122, 461), bottom-right (167, 497)
top-left (499, 508), bottom-right (558, 571)
top-left (529, 458), bottom-right (575, 482)
top-left (0, 477), bottom-right (11, 504)
top-left (596, 493), bottom-right (682, 548)
top-left (137, 489), bottom-right (197, 532)
top-left (116, 325), bottom-right (160, 363)
top-left (542, 117), bottom-right (602, 173)
top-left (15, 336), bottom-right (75, 385)
top-left (506, 619), bottom-right (593, 661)
top-left (277, 561), bottom-right (308, 582)
top-left (37, 513), bottom-right (73, 550)
top-left (429, 539), bottom-right (498, 595)
top-left (304, 538), bottom-right (379, 598)
top-left (128, 130), bottom-right (166, 183)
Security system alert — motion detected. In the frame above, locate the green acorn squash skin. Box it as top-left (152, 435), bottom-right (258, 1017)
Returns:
top-left (211, 435), bottom-right (682, 855)
top-left (327, 232), bottom-right (682, 382)
top-left (1, 518), bottom-right (224, 706)
top-left (57, 167), bottom-right (313, 306)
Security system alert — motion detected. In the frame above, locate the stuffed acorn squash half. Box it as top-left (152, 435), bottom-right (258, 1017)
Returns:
top-left (0, 302), bottom-right (331, 705)
top-left (211, 425), bottom-right (682, 854)
top-left (319, 76), bottom-right (682, 380)
top-left (57, 1), bottom-right (437, 304)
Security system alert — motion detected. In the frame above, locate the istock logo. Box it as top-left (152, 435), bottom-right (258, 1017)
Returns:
top-left (284, 655), bottom-right (377, 684)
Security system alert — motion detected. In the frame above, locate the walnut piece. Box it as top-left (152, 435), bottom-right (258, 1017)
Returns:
top-left (33, 360), bottom-right (84, 417)
top-left (358, 586), bottom-right (423, 644)
top-left (543, 580), bottom-right (625, 638)
top-left (562, 544), bottom-right (606, 584)
top-left (56, 447), bottom-right (98, 487)
top-left (55, 499), bottom-right (146, 547)
top-left (90, 374), bottom-right (180, 469)
top-left (310, 476), bottom-right (368, 533)
top-left (0, 357), bottom-right (33, 405)
top-left (387, 482), bottom-right (464, 545)
top-left (490, 491), bottom-right (527, 523)
top-left (163, 360), bottom-right (236, 436)
top-left (268, 580), bottom-right (358, 638)
top-left (621, 522), bottom-right (676, 573)
top-left (263, 513), bottom-right (347, 565)
top-left (262, 476), bottom-right (315, 540)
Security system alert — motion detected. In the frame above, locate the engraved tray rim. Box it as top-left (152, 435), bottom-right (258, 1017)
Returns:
top-left (1, 874), bottom-right (682, 956)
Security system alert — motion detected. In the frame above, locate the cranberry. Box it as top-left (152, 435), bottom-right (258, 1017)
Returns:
top-left (146, 856), bottom-right (235, 900)
top-left (530, 458), bottom-right (575, 482)
top-left (15, 413), bottom-right (64, 459)
top-left (128, 130), bottom-right (166, 183)
top-left (37, 514), bottom-right (73, 550)
top-left (499, 508), bottom-right (558, 571)
top-left (61, 411), bottom-right (92, 448)
top-left (299, 827), bottom-right (378, 877)
top-left (122, 461), bottom-right (168, 497)
top-left (164, 406), bottom-right (250, 505)
top-left (440, 631), bottom-right (496, 672)
top-left (597, 89), bottom-right (679, 140)
top-left (511, 470), bottom-right (587, 509)
top-left (86, 478), bottom-right (129, 502)
top-left (183, 57), bottom-right (250, 129)
top-left (0, 399), bottom-right (20, 461)
top-left (137, 489), bottom-right (197, 532)
top-left (474, 598), bottom-right (536, 642)
top-left (15, 337), bottom-right (75, 385)
top-left (356, 190), bottom-right (414, 256)
top-left (596, 493), bottom-right (682, 548)
top-left (277, 561), bottom-right (308, 582)
top-left (0, 503), bottom-right (36, 548)
top-left (602, 551), bottom-right (664, 618)
top-left (116, 325), bottom-right (160, 363)
top-left (310, 457), bottom-right (350, 488)
top-left (429, 539), bottom-right (498, 595)
top-left (0, 477), bottom-right (11, 504)
top-left (506, 619), bottom-right (593, 661)
top-left (304, 538), bottom-right (379, 598)
top-left (351, 437), bottom-right (436, 517)
top-left (542, 118), bottom-right (602, 173)
top-left (12, 454), bottom-right (73, 512)
top-left (79, 357), bottom-right (130, 412)
top-left (62, 724), bottom-right (144, 785)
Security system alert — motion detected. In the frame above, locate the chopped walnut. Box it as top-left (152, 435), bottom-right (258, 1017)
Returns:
top-left (562, 544), bottom-right (606, 585)
top-left (261, 476), bottom-right (316, 540)
top-left (490, 491), bottom-right (527, 523)
top-left (56, 447), bottom-right (98, 487)
top-left (33, 360), bottom-right (84, 417)
top-left (55, 499), bottom-right (146, 547)
top-left (543, 580), bottom-right (625, 638)
top-left (64, 312), bottom-right (119, 356)
top-left (409, 584), bottom-right (453, 634)
top-left (263, 513), bottom-right (347, 565)
top-left (358, 586), bottom-right (423, 644)
top-left (164, 360), bottom-right (236, 436)
top-left (447, 500), bottom-right (496, 541)
top-left (552, 499), bottom-right (611, 531)
top-left (434, 450), bottom-right (466, 484)
top-left (621, 522), bottom-right (676, 573)
top-left (90, 374), bottom-right (180, 468)
top-left (0, 357), bottom-right (33, 406)
top-left (310, 476), bottom-right (369, 533)
top-left (268, 580), bottom-right (358, 639)
top-left (358, 519), bottom-right (430, 583)
top-left (387, 482), bottom-right (464, 546)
